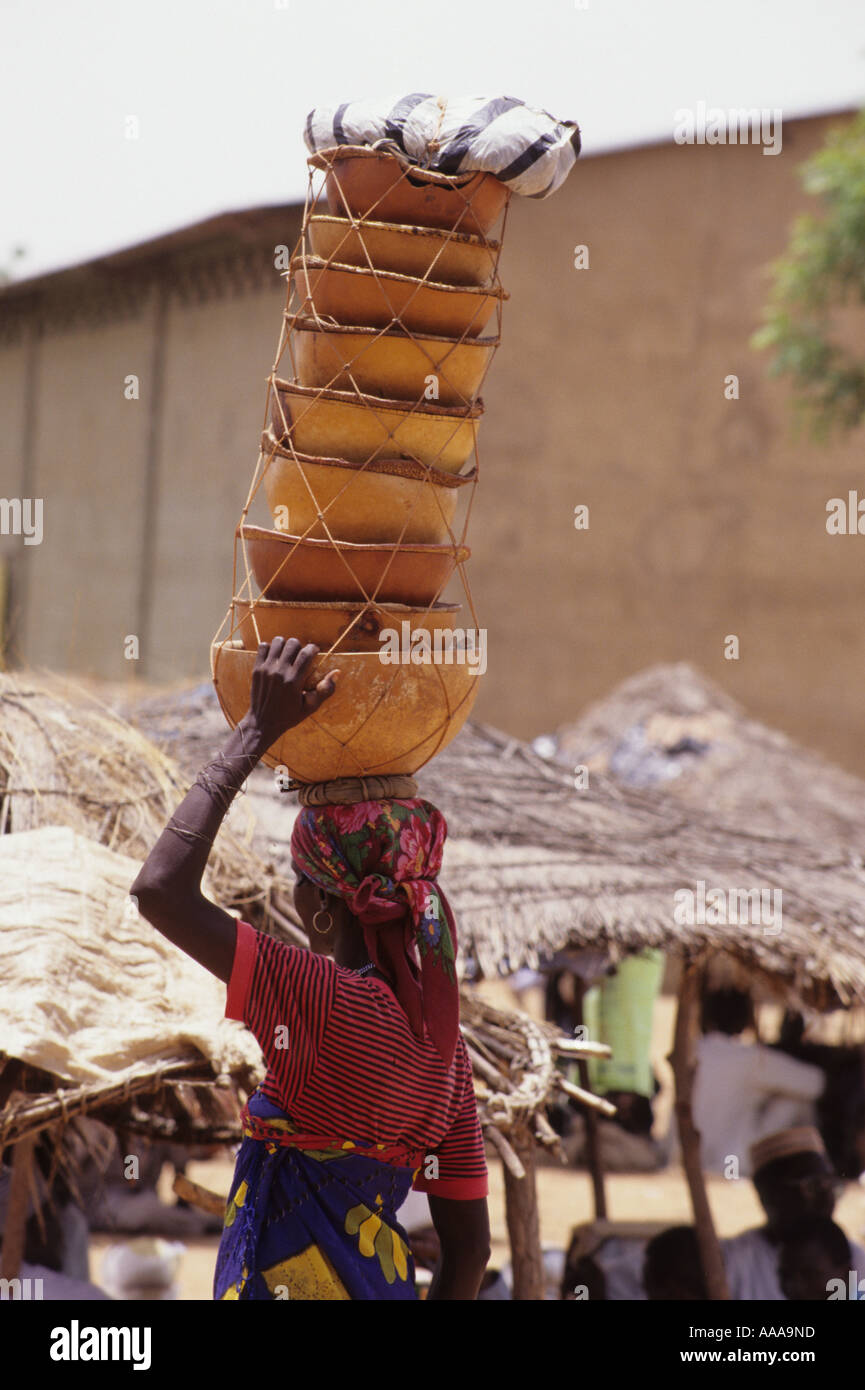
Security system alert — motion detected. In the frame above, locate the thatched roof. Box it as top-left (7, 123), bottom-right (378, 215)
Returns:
top-left (0, 670), bottom-right (285, 913)
top-left (427, 724), bottom-right (865, 1007)
top-left (0, 670), bottom-right (291, 1149)
top-left (0, 823), bottom-right (264, 1152)
top-left (556, 662), bottom-right (865, 850)
top-left (115, 677), bottom-right (865, 1014)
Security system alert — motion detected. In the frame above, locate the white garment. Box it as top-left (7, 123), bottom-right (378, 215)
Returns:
top-left (694, 1035), bottom-right (823, 1176)
top-left (723, 1226), bottom-right (865, 1300)
top-left (304, 94), bottom-right (580, 198)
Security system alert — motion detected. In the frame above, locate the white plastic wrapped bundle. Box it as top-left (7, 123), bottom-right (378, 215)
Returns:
top-left (304, 93), bottom-right (580, 198)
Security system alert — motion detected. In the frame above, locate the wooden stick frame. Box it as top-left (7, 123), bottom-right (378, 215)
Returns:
top-left (671, 960), bottom-right (730, 1300)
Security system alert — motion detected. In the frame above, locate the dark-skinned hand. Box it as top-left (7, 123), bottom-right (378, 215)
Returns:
top-left (246, 637), bottom-right (339, 749)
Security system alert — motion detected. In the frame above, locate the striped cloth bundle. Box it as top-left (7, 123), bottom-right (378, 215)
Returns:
top-left (303, 93), bottom-right (581, 198)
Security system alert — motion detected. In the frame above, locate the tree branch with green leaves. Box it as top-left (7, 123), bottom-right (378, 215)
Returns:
top-left (752, 109), bottom-right (865, 440)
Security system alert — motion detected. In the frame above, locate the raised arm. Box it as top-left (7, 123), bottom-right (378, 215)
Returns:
top-left (130, 639), bottom-right (337, 982)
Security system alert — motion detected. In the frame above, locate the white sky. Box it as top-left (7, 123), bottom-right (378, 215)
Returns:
top-left (2, 0), bottom-right (864, 281)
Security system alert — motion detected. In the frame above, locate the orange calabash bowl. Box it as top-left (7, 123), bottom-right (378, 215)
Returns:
top-left (307, 215), bottom-right (500, 287)
top-left (210, 639), bottom-right (481, 780)
top-left (312, 146), bottom-right (509, 237)
top-left (292, 257), bottom-right (503, 340)
top-left (240, 525), bottom-right (470, 606)
top-left (259, 431), bottom-right (471, 546)
top-left (230, 596), bottom-right (460, 653)
top-left (270, 379), bottom-right (481, 474)
top-left (285, 315), bottom-right (496, 408)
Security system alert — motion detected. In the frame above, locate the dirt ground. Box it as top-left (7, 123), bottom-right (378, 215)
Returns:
top-left (86, 983), bottom-right (865, 1299)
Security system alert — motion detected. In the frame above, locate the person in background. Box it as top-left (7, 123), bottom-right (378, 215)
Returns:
top-left (775, 1010), bottom-right (865, 1180)
top-left (560, 1224), bottom-right (652, 1301)
top-left (778, 1218), bottom-right (855, 1301)
top-left (643, 1226), bottom-right (708, 1300)
top-left (694, 987), bottom-right (824, 1175)
top-left (723, 1126), bottom-right (865, 1299)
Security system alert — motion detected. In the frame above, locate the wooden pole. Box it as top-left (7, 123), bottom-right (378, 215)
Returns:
top-left (0, 1135), bottom-right (36, 1283)
top-left (501, 1120), bottom-right (544, 1300)
top-left (173, 1173), bottom-right (226, 1218)
top-left (575, 986), bottom-right (607, 1220)
top-left (671, 961), bottom-right (729, 1300)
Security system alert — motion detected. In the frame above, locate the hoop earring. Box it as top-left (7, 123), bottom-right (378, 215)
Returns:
top-left (312, 907), bottom-right (334, 935)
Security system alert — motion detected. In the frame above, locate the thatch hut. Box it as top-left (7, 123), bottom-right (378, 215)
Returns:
top-left (557, 661), bottom-right (865, 851)
top-left (424, 715), bottom-right (865, 1298)
top-left (419, 721), bottom-right (865, 1014)
top-left (0, 816), bottom-right (262, 1293)
top-left (542, 663), bottom-right (865, 1294)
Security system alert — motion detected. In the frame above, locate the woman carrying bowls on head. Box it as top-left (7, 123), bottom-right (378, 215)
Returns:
top-left (130, 637), bottom-right (490, 1301)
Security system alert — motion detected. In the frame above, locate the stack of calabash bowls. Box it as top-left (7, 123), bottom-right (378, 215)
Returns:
top-left (212, 146), bottom-right (510, 783)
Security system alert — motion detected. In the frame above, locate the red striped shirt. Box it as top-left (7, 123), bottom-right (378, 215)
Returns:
top-left (225, 921), bottom-right (488, 1200)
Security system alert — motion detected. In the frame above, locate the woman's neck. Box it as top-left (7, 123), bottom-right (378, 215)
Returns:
top-left (332, 922), bottom-right (372, 971)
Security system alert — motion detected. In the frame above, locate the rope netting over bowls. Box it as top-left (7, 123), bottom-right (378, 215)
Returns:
top-left (212, 146), bottom-right (512, 783)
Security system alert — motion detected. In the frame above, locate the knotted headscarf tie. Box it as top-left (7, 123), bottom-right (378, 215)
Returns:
top-left (290, 798), bottom-right (459, 1065)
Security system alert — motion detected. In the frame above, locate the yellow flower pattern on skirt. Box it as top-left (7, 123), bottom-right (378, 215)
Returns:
top-left (223, 1180), bottom-right (248, 1229)
top-left (261, 1246), bottom-right (351, 1300)
top-left (344, 1194), bottom-right (410, 1284)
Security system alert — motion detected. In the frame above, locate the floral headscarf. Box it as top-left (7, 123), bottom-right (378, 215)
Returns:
top-left (290, 798), bottom-right (459, 1064)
